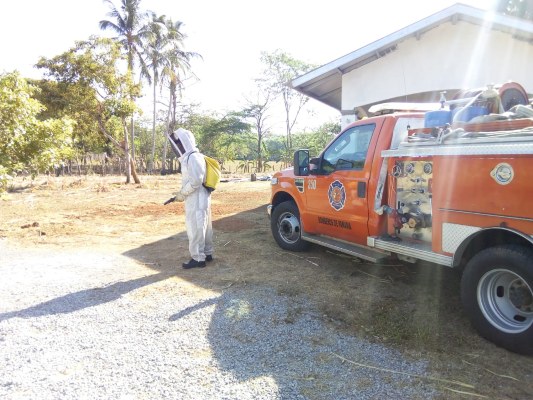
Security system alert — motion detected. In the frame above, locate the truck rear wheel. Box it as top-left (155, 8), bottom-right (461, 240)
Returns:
top-left (461, 245), bottom-right (533, 355)
top-left (271, 201), bottom-right (309, 252)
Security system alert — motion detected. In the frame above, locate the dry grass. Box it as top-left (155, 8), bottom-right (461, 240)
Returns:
top-left (2, 174), bottom-right (533, 399)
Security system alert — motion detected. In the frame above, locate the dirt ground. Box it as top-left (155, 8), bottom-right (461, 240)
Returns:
top-left (2, 174), bottom-right (533, 399)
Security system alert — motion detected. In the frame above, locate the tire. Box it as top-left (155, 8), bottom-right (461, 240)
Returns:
top-left (461, 245), bottom-right (533, 355)
top-left (270, 201), bottom-right (309, 252)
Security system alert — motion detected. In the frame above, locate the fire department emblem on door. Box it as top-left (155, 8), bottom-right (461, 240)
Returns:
top-left (328, 180), bottom-right (346, 211)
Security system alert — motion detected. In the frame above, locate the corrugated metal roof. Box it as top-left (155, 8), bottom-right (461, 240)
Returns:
top-left (290, 3), bottom-right (533, 111)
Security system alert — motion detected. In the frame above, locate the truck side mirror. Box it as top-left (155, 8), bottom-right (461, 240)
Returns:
top-left (293, 149), bottom-right (310, 176)
top-left (309, 157), bottom-right (320, 172)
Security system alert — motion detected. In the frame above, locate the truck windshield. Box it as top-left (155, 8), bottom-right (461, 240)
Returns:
top-left (320, 123), bottom-right (375, 173)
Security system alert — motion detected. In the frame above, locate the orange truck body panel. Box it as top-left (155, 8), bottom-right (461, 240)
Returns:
top-left (273, 113), bottom-right (424, 245)
top-left (431, 155), bottom-right (533, 254)
top-left (270, 112), bottom-right (533, 262)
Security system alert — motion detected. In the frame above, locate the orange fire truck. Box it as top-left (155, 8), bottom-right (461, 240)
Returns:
top-left (267, 82), bottom-right (533, 355)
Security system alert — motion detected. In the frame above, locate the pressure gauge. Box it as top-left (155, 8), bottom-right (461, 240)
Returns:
top-left (423, 162), bottom-right (433, 174)
top-left (405, 163), bottom-right (415, 174)
top-left (392, 164), bottom-right (402, 177)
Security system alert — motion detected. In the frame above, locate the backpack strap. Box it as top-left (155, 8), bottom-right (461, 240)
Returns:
top-left (185, 151), bottom-right (210, 194)
top-left (185, 151), bottom-right (198, 164)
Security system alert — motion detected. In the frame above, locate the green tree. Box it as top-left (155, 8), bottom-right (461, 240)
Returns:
top-left (129, 117), bottom-right (153, 171)
top-left (0, 72), bottom-right (74, 191)
top-left (145, 16), bottom-right (198, 173)
top-left (31, 77), bottom-right (107, 159)
top-left (36, 37), bottom-right (140, 183)
top-left (496, 0), bottom-right (533, 20)
top-left (185, 111), bottom-right (251, 166)
top-left (291, 121), bottom-right (339, 157)
top-left (143, 12), bottom-right (168, 173)
top-left (264, 135), bottom-right (286, 162)
top-left (240, 90), bottom-right (273, 172)
top-left (260, 50), bottom-right (315, 158)
top-left (100, 0), bottom-right (152, 163)
top-left (159, 19), bottom-right (200, 173)
top-left (265, 121), bottom-right (338, 167)
top-left (100, 0), bottom-right (151, 73)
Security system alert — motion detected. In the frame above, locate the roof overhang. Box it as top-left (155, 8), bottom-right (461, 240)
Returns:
top-left (290, 3), bottom-right (533, 111)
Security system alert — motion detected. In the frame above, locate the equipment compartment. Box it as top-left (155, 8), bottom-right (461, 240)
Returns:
top-left (391, 159), bottom-right (433, 242)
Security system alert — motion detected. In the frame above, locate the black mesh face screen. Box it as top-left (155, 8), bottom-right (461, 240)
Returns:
top-left (170, 136), bottom-right (186, 157)
top-left (176, 139), bottom-right (186, 155)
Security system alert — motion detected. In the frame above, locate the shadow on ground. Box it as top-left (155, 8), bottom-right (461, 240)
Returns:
top-left (0, 272), bottom-right (172, 322)
top-left (3, 203), bottom-right (531, 398)
top-left (117, 205), bottom-right (472, 398)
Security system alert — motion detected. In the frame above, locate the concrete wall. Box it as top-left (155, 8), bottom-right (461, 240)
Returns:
top-left (341, 20), bottom-right (533, 111)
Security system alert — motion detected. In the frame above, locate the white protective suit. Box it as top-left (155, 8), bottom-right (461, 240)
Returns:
top-left (172, 128), bottom-right (214, 262)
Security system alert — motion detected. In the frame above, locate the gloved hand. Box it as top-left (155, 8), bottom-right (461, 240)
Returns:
top-left (174, 191), bottom-right (186, 202)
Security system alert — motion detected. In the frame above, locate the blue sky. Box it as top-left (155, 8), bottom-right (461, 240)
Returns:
top-left (1, 0), bottom-right (494, 129)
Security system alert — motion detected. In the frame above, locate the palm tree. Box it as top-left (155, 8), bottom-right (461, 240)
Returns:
top-left (159, 19), bottom-right (200, 174)
top-left (143, 12), bottom-right (168, 173)
top-left (99, 0), bottom-right (152, 182)
top-left (143, 16), bottom-right (197, 174)
top-left (100, 0), bottom-right (151, 72)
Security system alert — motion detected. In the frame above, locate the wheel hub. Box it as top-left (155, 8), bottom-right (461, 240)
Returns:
top-left (278, 212), bottom-right (300, 244)
top-left (478, 269), bottom-right (533, 334)
top-left (509, 279), bottom-right (533, 313)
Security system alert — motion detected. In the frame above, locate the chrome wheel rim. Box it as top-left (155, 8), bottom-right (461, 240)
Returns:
top-left (477, 268), bottom-right (533, 334)
top-left (277, 211), bottom-right (301, 244)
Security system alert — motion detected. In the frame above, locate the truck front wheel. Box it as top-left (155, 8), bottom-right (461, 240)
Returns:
top-left (271, 201), bottom-right (309, 252)
top-left (461, 245), bottom-right (533, 355)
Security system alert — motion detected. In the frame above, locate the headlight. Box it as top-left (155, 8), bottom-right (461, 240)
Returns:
top-left (271, 177), bottom-right (278, 185)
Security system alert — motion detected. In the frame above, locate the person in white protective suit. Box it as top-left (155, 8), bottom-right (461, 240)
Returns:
top-left (170, 128), bottom-right (214, 269)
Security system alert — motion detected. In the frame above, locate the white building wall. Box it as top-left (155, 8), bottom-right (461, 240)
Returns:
top-left (341, 20), bottom-right (533, 110)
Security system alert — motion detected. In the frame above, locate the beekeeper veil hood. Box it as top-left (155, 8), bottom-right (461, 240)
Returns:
top-left (170, 128), bottom-right (199, 159)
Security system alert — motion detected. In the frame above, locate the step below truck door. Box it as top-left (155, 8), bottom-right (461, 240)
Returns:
top-left (303, 121), bottom-right (383, 244)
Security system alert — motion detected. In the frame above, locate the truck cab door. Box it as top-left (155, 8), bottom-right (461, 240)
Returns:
top-left (303, 121), bottom-right (382, 244)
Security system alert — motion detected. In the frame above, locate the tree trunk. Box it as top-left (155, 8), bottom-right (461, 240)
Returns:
top-left (161, 85), bottom-right (175, 175)
top-left (257, 136), bottom-right (263, 172)
top-left (124, 121), bottom-right (132, 184)
top-left (130, 158), bottom-right (140, 184)
top-left (130, 115), bottom-right (135, 162)
top-left (96, 114), bottom-right (137, 183)
top-left (150, 79), bottom-right (157, 174)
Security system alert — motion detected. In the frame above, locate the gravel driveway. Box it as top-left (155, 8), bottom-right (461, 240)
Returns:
top-left (0, 239), bottom-right (437, 399)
